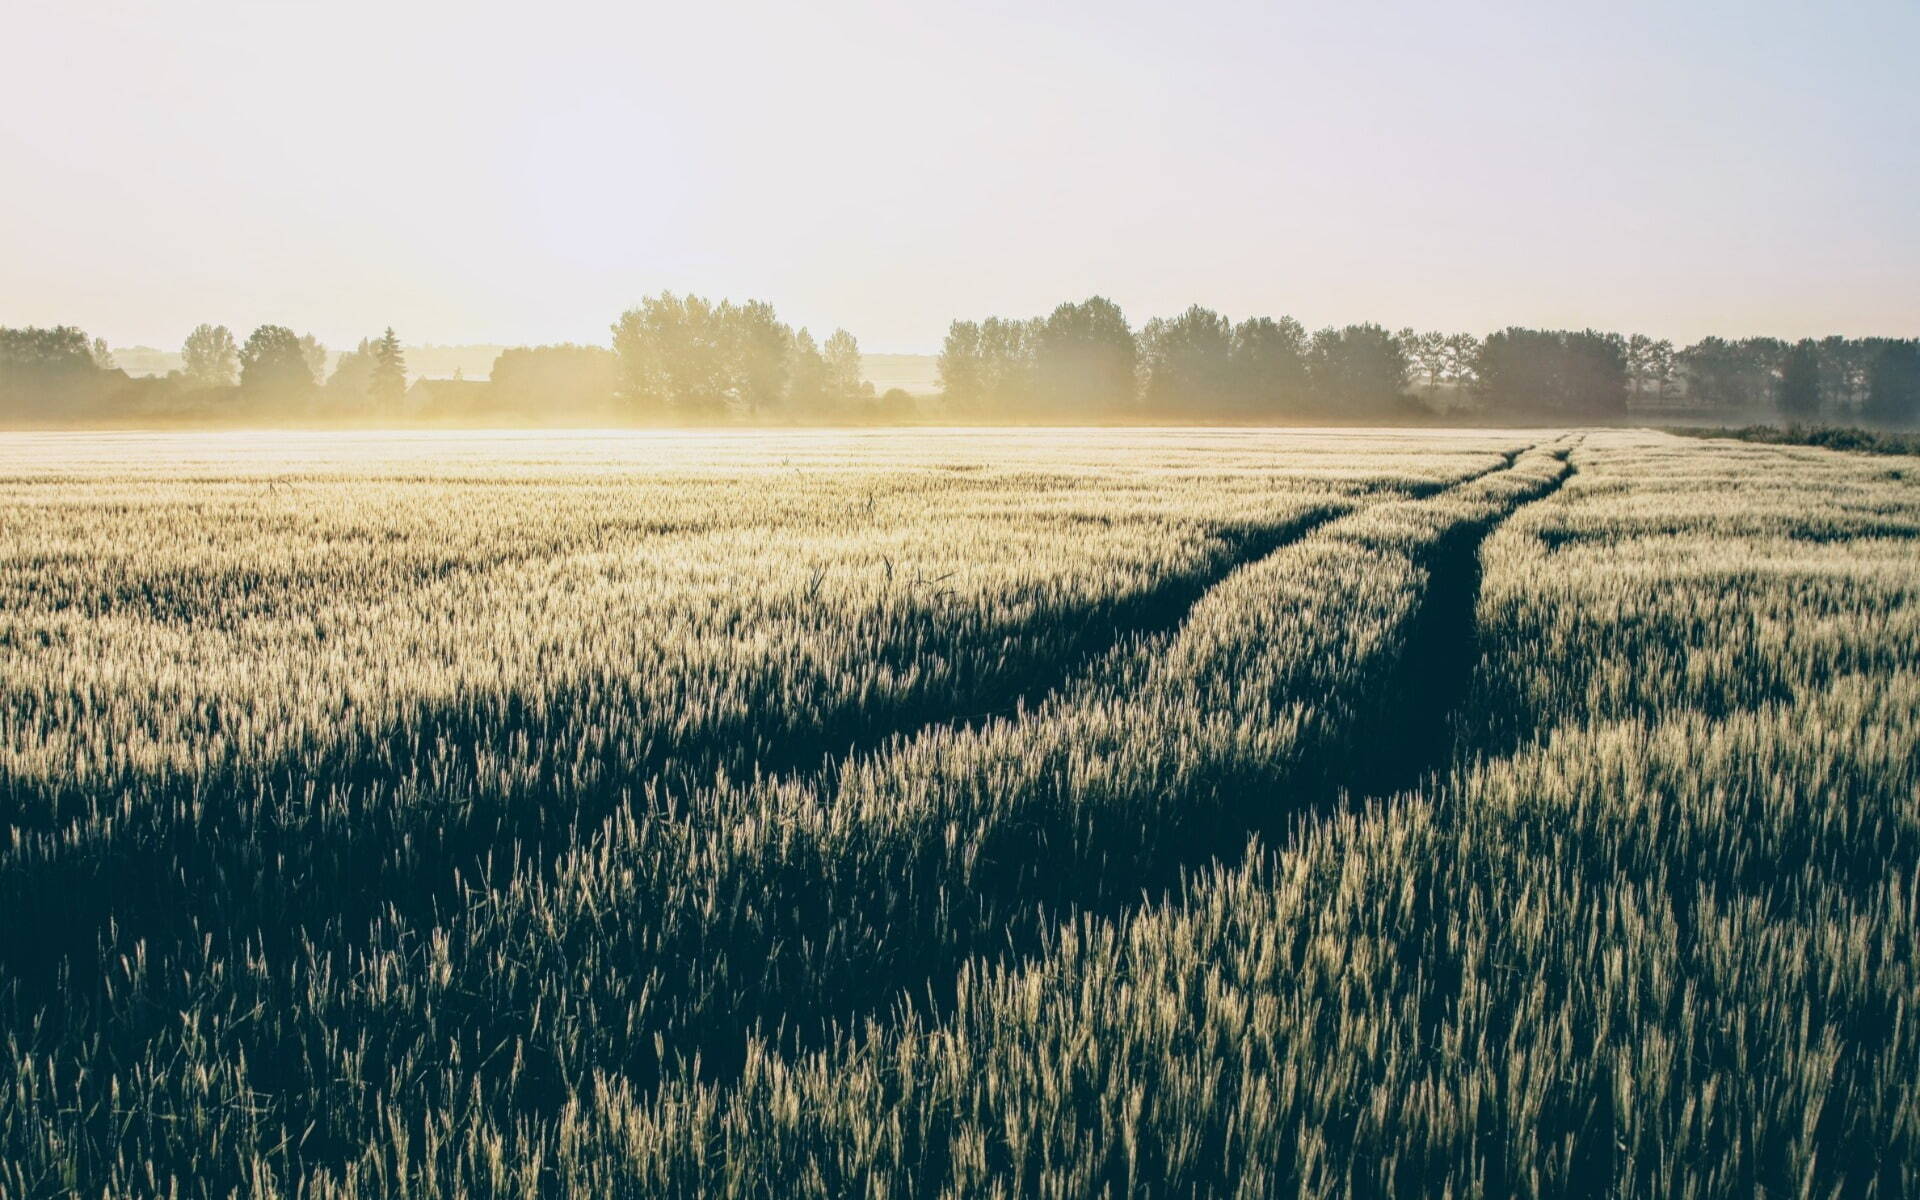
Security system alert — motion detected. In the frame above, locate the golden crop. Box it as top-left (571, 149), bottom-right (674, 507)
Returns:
top-left (1, 428), bottom-right (1912, 1197)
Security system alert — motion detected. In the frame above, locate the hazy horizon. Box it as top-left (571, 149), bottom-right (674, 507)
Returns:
top-left (6, 0), bottom-right (1916, 353)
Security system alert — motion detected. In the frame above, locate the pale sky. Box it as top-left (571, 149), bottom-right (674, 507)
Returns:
top-left (4, 0), bottom-right (1915, 353)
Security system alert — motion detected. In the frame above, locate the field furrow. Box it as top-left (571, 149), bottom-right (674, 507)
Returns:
top-left (1339, 452), bottom-right (1582, 801)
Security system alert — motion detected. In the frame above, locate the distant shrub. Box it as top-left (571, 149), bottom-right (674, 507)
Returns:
top-left (1669, 423), bottom-right (1920, 456)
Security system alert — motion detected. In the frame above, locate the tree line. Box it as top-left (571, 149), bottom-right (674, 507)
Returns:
top-left (3, 296), bottom-right (1917, 426)
top-left (0, 322), bottom-right (402, 425)
top-left (609, 294), bottom-right (899, 421)
top-left (940, 301), bottom-right (1920, 424)
top-left (0, 295), bottom-right (908, 427)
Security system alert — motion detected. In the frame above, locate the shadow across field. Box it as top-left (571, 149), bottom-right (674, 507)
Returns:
top-left (0, 504), bottom-right (1363, 1001)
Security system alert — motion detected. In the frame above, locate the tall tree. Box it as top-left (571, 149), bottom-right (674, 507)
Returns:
top-left (1034, 297), bottom-right (1136, 416)
top-left (1404, 331), bottom-right (1448, 400)
top-left (0, 325), bottom-right (99, 411)
top-left (1443, 333), bottom-right (1481, 394)
top-left (1626, 334), bottom-right (1655, 402)
top-left (979, 317), bottom-right (1040, 416)
top-left (1308, 324), bottom-right (1409, 416)
top-left (1818, 336), bottom-right (1869, 415)
top-left (1476, 328), bottom-right (1627, 418)
top-left (369, 327), bottom-right (407, 409)
top-left (612, 292), bottom-right (733, 419)
top-left (325, 338), bottom-right (377, 416)
top-left (1563, 330), bottom-right (1630, 418)
top-left (725, 301), bottom-right (791, 419)
top-left (786, 328), bottom-right (829, 417)
top-left (938, 320), bottom-right (986, 410)
top-left (298, 334), bottom-right (329, 386)
top-left (1230, 315), bottom-right (1310, 417)
top-left (1864, 341), bottom-right (1920, 426)
top-left (1776, 340), bottom-right (1822, 420)
top-left (1645, 338), bottom-right (1676, 403)
top-left (1677, 337), bottom-right (1784, 409)
top-left (239, 325), bottom-right (316, 400)
top-left (0, 325), bottom-right (95, 378)
top-left (1139, 305), bottom-right (1234, 416)
top-left (822, 329), bottom-right (873, 415)
top-left (181, 324), bottom-right (239, 388)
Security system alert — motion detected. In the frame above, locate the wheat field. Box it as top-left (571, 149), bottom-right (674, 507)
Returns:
top-left (0, 427), bottom-right (1914, 1197)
